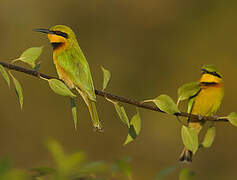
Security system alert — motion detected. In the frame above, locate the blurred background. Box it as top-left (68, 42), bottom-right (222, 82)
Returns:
top-left (0, 0), bottom-right (237, 179)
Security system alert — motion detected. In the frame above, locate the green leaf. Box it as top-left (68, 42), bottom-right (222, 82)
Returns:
top-left (19, 47), bottom-right (43, 68)
top-left (70, 98), bottom-right (78, 130)
top-left (0, 65), bottom-right (10, 88)
top-left (9, 73), bottom-right (23, 109)
top-left (144, 94), bottom-right (180, 114)
top-left (179, 168), bottom-right (195, 180)
top-left (178, 82), bottom-right (200, 103)
top-left (201, 126), bottom-right (215, 148)
top-left (47, 140), bottom-right (85, 175)
top-left (227, 112), bottom-right (237, 127)
top-left (112, 101), bottom-right (130, 128)
top-left (156, 165), bottom-right (177, 180)
top-left (47, 140), bottom-right (65, 167)
top-left (181, 126), bottom-right (198, 154)
top-left (2, 169), bottom-right (29, 180)
top-left (124, 109), bottom-right (141, 146)
top-left (64, 152), bottom-right (85, 172)
top-left (31, 167), bottom-right (55, 176)
top-left (79, 161), bottom-right (108, 174)
top-left (112, 157), bottom-right (132, 179)
top-left (0, 157), bottom-right (12, 177)
top-left (101, 66), bottom-right (111, 91)
top-left (48, 79), bottom-right (76, 97)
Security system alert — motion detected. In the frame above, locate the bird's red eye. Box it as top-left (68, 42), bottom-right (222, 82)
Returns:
top-left (55, 31), bottom-right (61, 35)
top-left (53, 31), bottom-right (68, 39)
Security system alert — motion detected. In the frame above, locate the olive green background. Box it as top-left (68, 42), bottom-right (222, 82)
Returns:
top-left (0, 0), bottom-right (237, 179)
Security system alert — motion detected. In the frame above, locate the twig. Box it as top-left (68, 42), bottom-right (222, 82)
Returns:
top-left (0, 61), bottom-right (229, 123)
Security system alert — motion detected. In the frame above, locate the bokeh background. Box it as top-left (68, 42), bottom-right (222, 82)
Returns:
top-left (0, 0), bottom-right (237, 179)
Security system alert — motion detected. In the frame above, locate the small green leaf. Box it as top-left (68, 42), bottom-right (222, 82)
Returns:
top-left (179, 168), bottom-right (195, 180)
top-left (31, 167), bottom-right (55, 176)
top-left (2, 169), bottom-right (29, 180)
top-left (156, 165), bottom-right (177, 180)
top-left (181, 126), bottom-right (198, 154)
top-left (201, 126), bottom-right (215, 148)
top-left (0, 65), bottom-right (10, 88)
top-left (227, 112), bottom-right (237, 127)
top-left (47, 139), bottom-right (85, 175)
top-left (9, 73), bottom-right (23, 109)
top-left (47, 140), bottom-right (65, 167)
top-left (0, 157), bottom-right (12, 177)
top-left (65, 152), bottom-right (85, 171)
top-left (19, 47), bottom-right (43, 68)
top-left (112, 157), bottom-right (132, 179)
top-left (70, 98), bottom-right (78, 130)
top-left (112, 101), bottom-right (130, 128)
top-left (79, 161), bottom-right (108, 174)
top-left (144, 94), bottom-right (180, 114)
top-left (48, 79), bottom-right (76, 97)
top-left (178, 82), bottom-right (200, 103)
top-left (124, 109), bottom-right (141, 146)
top-left (101, 66), bottom-right (111, 91)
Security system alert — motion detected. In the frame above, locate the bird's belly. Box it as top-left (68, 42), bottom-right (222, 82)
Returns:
top-left (191, 87), bottom-right (223, 116)
top-left (54, 59), bottom-right (75, 89)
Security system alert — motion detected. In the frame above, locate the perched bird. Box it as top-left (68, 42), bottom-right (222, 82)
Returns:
top-left (179, 65), bottom-right (224, 163)
top-left (33, 25), bottom-right (102, 131)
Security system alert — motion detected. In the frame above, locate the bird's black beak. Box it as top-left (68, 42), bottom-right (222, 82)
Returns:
top-left (32, 28), bottom-right (54, 34)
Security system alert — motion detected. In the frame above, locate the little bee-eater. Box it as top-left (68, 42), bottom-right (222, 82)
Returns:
top-left (33, 25), bottom-right (102, 131)
top-left (179, 64), bottom-right (224, 163)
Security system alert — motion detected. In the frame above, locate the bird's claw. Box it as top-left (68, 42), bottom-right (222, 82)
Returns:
top-left (198, 114), bottom-right (203, 121)
top-left (212, 115), bottom-right (219, 120)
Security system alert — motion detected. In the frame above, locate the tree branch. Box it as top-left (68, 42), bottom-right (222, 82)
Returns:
top-left (0, 61), bottom-right (229, 123)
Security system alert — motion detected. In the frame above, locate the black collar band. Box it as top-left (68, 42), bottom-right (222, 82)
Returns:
top-left (51, 42), bottom-right (64, 50)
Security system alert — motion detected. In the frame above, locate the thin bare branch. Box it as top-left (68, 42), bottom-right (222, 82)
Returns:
top-left (0, 61), bottom-right (229, 123)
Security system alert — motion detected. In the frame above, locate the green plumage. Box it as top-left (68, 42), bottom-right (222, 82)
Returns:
top-left (35, 25), bottom-right (102, 130)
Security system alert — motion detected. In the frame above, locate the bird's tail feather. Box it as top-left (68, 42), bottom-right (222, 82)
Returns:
top-left (76, 87), bottom-right (103, 131)
top-left (87, 99), bottom-right (103, 131)
top-left (179, 148), bottom-right (193, 163)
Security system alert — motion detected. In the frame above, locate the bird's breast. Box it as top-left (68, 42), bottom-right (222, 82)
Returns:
top-left (53, 54), bottom-right (75, 89)
top-left (191, 85), bottom-right (224, 116)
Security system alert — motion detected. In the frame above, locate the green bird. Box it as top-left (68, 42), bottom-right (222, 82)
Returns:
top-left (179, 65), bottom-right (224, 163)
top-left (33, 25), bottom-right (102, 131)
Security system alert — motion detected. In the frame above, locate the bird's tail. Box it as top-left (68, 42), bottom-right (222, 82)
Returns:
top-left (179, 148), bottom-right (193, 163)
top-left (87, 99), bottom-right (103, 131)
top-left (76, 88), bottom-right (103, 131)
top-left (179, 121), bottom-right (201, 163)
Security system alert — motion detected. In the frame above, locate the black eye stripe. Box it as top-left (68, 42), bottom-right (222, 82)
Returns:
top-left (53, 31), bottom-right (68, 39)
top-left (202, 69), bottom-right (222, 78)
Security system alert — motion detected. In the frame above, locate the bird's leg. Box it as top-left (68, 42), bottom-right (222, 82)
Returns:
top-left (198, 114), bottom-right (203, 121)
top-left (211, 115), bottom-right (219, 120)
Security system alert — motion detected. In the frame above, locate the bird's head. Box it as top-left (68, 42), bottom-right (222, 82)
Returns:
top-left (200, 64), bottom-right (223, 84)
top-left (33, 25), bottom-right (77, 49)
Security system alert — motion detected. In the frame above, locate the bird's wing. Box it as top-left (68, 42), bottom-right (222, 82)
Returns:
top-left (57, 47), bottom-right (96, 101)
top-left (187, 88), bottom-right (201, 114)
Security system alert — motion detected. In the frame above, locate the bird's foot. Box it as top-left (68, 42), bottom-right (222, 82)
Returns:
top-left (93, 126), bottom-right (104, 133)
top-left (211, 115), bottom-right (219, 120)
top-left (198, 114), bottom-right (203, 121)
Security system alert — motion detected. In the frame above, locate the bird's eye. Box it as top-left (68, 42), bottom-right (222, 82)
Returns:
top-left (53, 31), bottom-right (68, 39)
top-left (55, 31), bottom-right (61, 35)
